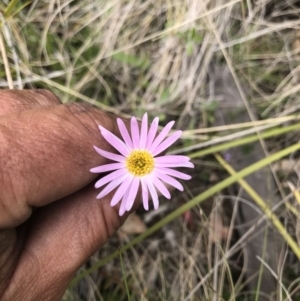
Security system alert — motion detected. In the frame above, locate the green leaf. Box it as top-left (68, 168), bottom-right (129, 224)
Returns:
top-left (112, 52), bottom-right (150, 70)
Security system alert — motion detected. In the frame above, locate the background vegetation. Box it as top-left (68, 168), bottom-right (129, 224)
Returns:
top-left (1, 0), bottom-right (300, 300)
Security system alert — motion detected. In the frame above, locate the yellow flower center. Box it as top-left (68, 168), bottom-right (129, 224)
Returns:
top-left (126, 150), bottom-right (154, 176)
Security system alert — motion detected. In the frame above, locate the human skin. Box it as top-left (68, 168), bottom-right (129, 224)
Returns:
top-left (0, 90), bottom-right (135, 301)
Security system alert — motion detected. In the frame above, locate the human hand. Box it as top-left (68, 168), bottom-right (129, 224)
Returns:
top-left (0, 90), bottom-right (133, 301)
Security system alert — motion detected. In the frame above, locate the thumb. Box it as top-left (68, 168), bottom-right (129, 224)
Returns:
top-left (0, 102), bottom-right (127, 228)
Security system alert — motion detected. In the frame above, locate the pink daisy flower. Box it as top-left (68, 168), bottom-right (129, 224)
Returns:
top-left (90, 113), bottom-right (194, 216)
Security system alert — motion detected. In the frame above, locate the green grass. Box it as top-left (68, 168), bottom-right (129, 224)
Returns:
top-left (2, 0), bottom-right (300, 300)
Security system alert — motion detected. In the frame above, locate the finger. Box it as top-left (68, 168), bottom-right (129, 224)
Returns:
top-left (0, 90), bottom-right (60, 115)
top-left (2, 184), bottom-right (137, 301)
top-left (0, 102), bottom-right (127, 228)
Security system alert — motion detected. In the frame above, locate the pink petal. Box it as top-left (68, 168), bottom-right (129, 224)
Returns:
top-left (99, 126), bottom-right (129, 156)
top-left (117, 118), bottom-right (133, 149)
top-left (125, 177), bottom-right (140, 211)
top-left (149, 121), bottom-right (174, 152)
top-left (145, 117), bottom-right (159, 148)
top-left (119, 189), bottom-right (130, 216)
top-left (139, 113), bottom-right (148, 149)
top-left (145, 177), bottom-right (159, 210)
top-left (131, 117), bottom-right (140, 149)
top-left (154, 155), bottom-right (190, 164)
top-left (90, 162), bottom-right (125, 173)
top-left (93, 146), bottom-right (125, 163)
top-left (152, 130), bottom-right (182, 156)
top-left (110, 175), bottom-right (134, 206)
top-left (95, 168), bottom-right (127, 189)
top-left (155, 161), bottom-right (194, 168)
top-left (96, 173), bottom-right (127, 199)
top-left (157, 167), bottom-right (192, 180)
top-left (141, 178), bottom-right (149, 211)
top-left (152, 175), bottom-right (171, 199)
top-left (155, 171), bottom-right (184, 191)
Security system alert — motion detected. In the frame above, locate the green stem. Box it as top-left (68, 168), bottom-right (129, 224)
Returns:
top-left (215, 154), bottom-right (300, 263)
top-left (119, 249), bottom-right (131, 301)
top-left (190, 123), bottom-right (300, 158)
top-left (4, 0), bottom-right (19, 18)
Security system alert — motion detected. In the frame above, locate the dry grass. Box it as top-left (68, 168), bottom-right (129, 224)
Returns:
top-left (2, 0), bottom-right (300, 300)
